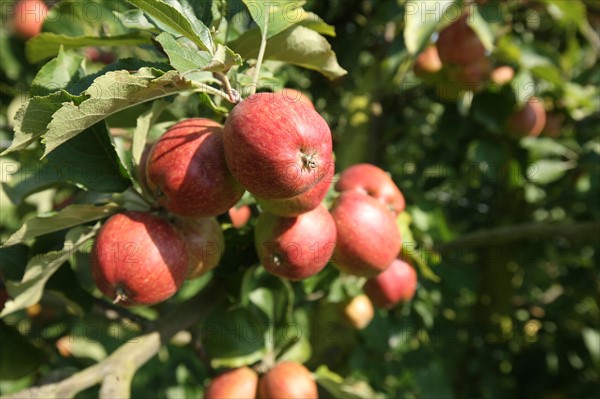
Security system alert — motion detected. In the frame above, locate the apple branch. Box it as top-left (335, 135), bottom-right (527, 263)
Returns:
top-left (249, 8), bottom-right (270, 96)
top-left (4, 282), bottom-right (225, 399)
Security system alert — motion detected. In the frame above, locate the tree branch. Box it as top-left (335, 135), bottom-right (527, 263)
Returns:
top-left (441, 221), bottom-right (600, 249)
top-left (5, 281), bottom-right (225, 399)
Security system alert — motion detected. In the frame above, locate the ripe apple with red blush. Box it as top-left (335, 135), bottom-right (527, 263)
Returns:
top-left (146, 118), bottom-right (245, 217)
top-left (91, 211), bottom-right (189, 306)
top-left (255, 204), bottom-right (336, 281)
top-left (330, 191), bottom-right (401, 277)
top-left (223, 92), bottom-right (333, 199)
top-left (414, 45), bottom-right (443, 78)
top-left (174, 217), bottom-right (224, 279)
top-left (257, 161), bottom-right (334, 217)
top-left (490, 66), bottom-right (515, 86)
top-left (437, 14), bottom-right (486, 67)
top-left (204, 367), bottom-right (258, 399)
top-left (364, 259), bottom-right (417, 309)
top-left (13, 0), bottom-right (47, 39)
top-left (506, 97), bottom-right (546, 137)
top-left (335, 163), bottom-right (404, 214)
top-left (258, 361), bottom-right (318, 399)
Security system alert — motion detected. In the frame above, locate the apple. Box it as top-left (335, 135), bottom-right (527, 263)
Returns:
top-left (279, 88), bottom-right (314, 108)
top-left (257, 161), bottom-right (334, 217)
top-left (85, 48), bottom-right (117, 65)
top-left (330, 191), bottom-right (401, 277)
top-left (335, 163), bottom-right (405, 215)
top-left (343, 294), bottom-right (374, 330)
top-left (13, 0), bottom-right (47, 39)
top-left (255, 204), bottom-right (336, 281)
top-left (437, 14), bottom-right (486, 67)
top-left (542, 113), bottom-right (564, 138)
top-left (136, 142), bottom-right (154, 197)
top-left (363, 259), bottom-right (417, 309)
top-left (223, 92), bottom-right (333, 199)
top-left (490, 66), bottom-right (515, 86)
top-left (446, 56), bottom-right (491, 90)
top-left (506, 97), bottom-right (546, 137)
top-left (91, 211), bottom-right (189, 306)
top-left (258, 362), bottom-right (318, 399)
top-left (414, 45), bottom-right (443, 78)
top-left (228, 205), bottom-right (252, 229)
top-left (205, 367), bottom-right (258, 399)
top-left (146, 118), bottom-right (245, 217)
top-left (174, 217), bottom-right (224, 279)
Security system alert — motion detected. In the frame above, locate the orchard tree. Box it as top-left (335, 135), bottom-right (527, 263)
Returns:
top-left (1, 1), bottom-right (599, 399)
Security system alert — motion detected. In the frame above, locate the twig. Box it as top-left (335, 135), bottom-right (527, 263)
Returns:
top-left (192, 81), bottom-right (239, 104)
top-left (5, 282), bottom-right (225, 399)
top-left (249, 8), bottom-right (270, 96)
top-left (214, 72), bottom-right (240, 103)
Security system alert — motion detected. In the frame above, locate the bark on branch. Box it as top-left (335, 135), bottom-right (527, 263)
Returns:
top-left (4, 281), bottom-right (225, 399)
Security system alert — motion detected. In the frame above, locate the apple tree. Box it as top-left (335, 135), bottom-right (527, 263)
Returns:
top-left (1, 0), bottom-right (599, 398)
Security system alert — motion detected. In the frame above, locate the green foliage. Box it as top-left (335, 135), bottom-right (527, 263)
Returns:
top-left (0, 0), bottom-right (598, 398)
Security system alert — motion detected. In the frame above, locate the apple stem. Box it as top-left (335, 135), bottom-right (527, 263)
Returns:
top-left (214, 72), bottom-right (241, 103)
top-left (113, 287), bottom-right (128, 305)
top-left (249, 6), bottom-right (270, 97)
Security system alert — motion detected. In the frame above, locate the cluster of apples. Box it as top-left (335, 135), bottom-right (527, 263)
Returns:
top-left (204, 362), bottom-right (317, 399)
top-left (414, 10), bottom-right (547, 137)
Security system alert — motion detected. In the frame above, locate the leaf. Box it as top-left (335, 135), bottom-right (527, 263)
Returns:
top-left (0, 322), bottom-right (46, 379)
top-left (242, 0), bottom-right (308, 38)
top-left (520, 137), bottom-right (579, 160)
top-left (512, 68), bottom-right (536, 105)
top-left (202, 304), bottom-right (267, 368)
top-left (0, 225), bottom-right (98, 318)
top-left (300, 12), bottom-right (336, 37)
top-left (30, 49), bottom-right (84, 97)
top-left (467, 7), bottom-right (494, 52)
top-left (203, 44), bottom-right (243, 73)
top-left (25, 33), bottom-right (153, 64)
top-left (125, 0), bottom-right (214, 54)
top-left (403, 0), bottom-right (456, 54)
top-left (2, 204), bottom-right (119, 248)
top-left (582, 328), bottom-right (600, 369)
top-left (1, 91), bottom-right (84, 156)
top-left (527, 159), bottom-right (576, 185)
top-left (155, 32), bottom-right (212, 73)
top-left (315, 365), bottom-right (381, 399)
top-left (42, 68), bottom-right (199, 157)
top-left (132, 100), bottom-right (168, 167)
top-left (230, 25), bottom-right (347, 80)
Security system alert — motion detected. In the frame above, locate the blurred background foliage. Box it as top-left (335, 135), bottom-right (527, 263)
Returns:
top-left (0, 0), bottom-right (599, 398)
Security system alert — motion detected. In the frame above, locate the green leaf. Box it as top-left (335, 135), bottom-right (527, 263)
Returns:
top-left (125, 0), bottom-right (214, 54)
top-left (582, 327), bottom-right (600, 369)
top-left (202, 304), bottom-right (267, 368)
top-left (527, 159), bottom-right (576, 185)
top-left (512, 68), bottom-right (535, 105)
top-left (0, 225), bottom-right (98, 318)
top-left (41, 68), bottom-right (199, 157)
top-left (30, 48), bottom-right (85, 97)
top-left (403, 0), bottom-right (456, 54)
top-left (467, 7), bottom-right (494, 52)
top-left (25, 33), bottom-right (153, 64)
top-left (2, 204), bottom-right (119, 248)
top-left (203, 44), bottom-right (243, 73)
top-left (520, 137), bottom-right (579, 161)
top-left (1, 91), bottom-right (84, 156)
top-left (0, 322), bottom-right (46, 379)
top-left (155, 32), bottom-right (212, 73)
top-left (315, 365), bottom-right (381, 399)
top-left (230, 25), bottom-right (347, 80)
top-left (242, 0), bottom-right (308, 38)
top-left (132, 100), bottom-right (168, 167)
top-left (300, 12), bottom-right (336, 37)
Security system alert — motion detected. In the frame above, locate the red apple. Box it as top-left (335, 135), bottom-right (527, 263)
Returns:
top-left (335, 163), bottom-right (405, 215)
top-left (279, 88), bottom-right (314, 109)
top-left (490, 66), bottom-right (515, 86)
top-left (542, 113), bottom-right (564, 138)
top-left (330, 191), bottom-right (401, 277)
top-left (223, 92), bottom-right (333, 199)
top-left (174, 217), bottom-right (224, 279)
top-left (13, 0), bottom-right (47, 39)
top-left (258, 362), bottom-right (318, 399)
top-left (91, 211), bottom-right (189, 306)
top-left (437, 14), bottom-right (486, 67)
top-left (255, 204), bottom-right (336, 281)
top-left (136, 142), bottom-right (154, 197)
top-left (446, 56), bottom-right (491, 90)
top-left (228, 205), bottom-right (252, 229)
top-left (363, 259), bottom-right (417, 309)
top-left (146, 118), bottom-right (245, 217)
top-left (343, 294), bottom-right (374, 330)
top-left (506, 97), bottom-right (546, 137)
top-left (205, 367), bottom-right (258, 399)
top-left (414, 45), bottom-right (443, 77)
top-left (85, 48), bottom-right (116, 64)
top-left (257, 160), bottom-right (334, 217)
